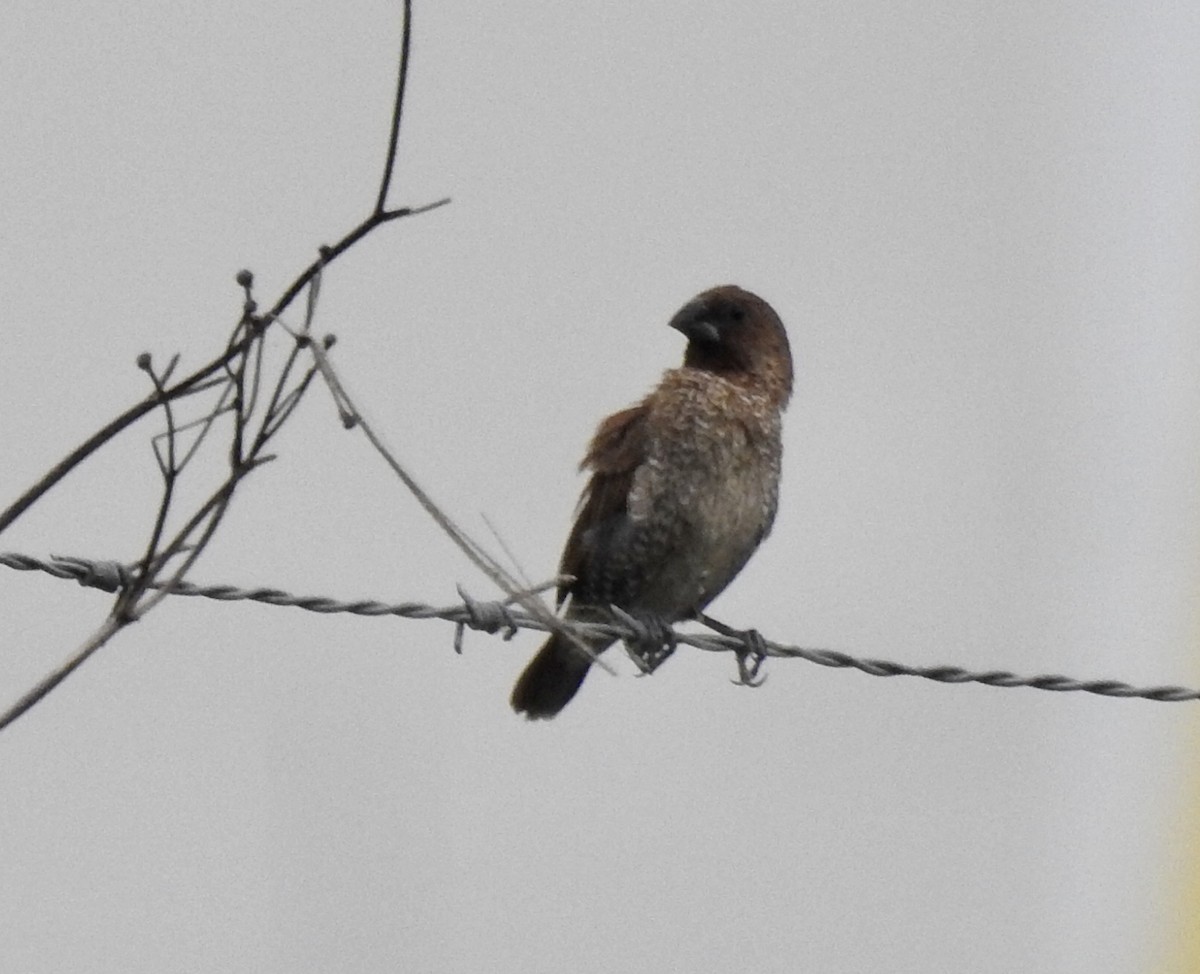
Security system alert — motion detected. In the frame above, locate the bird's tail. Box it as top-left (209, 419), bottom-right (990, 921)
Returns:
top-left (510, 632), bottom-right (614, 719)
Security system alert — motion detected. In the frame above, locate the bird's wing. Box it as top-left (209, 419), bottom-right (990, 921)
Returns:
top-left (557, 402), bottom-right (649, 607)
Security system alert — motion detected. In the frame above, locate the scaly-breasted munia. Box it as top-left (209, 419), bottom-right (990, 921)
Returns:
top-left (511, 285), bottom-right (793, 718)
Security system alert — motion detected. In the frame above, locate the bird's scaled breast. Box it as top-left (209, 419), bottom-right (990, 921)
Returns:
top-left (628, 381), bottom-right (782, 613)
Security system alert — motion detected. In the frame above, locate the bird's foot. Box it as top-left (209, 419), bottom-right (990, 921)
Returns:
top-left (695, 612), bottom-right (769, 687)
top-left (732, 629), bottom-right (768, 687)
top-left (610, 606), bottom-right (677, 675)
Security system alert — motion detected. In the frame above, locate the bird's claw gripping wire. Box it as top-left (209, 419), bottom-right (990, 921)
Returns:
top-left (696, 611), bottom-right (769, 687)
top-left (732, 629), bottom-right (769, 687)
top-left (610, 606), bottom-right (677, 675)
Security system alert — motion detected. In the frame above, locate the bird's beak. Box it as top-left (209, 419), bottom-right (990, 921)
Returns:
top-left (669, 299), bottom-right (721, 344)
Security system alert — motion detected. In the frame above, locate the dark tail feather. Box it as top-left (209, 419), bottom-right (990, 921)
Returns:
top-left (511, 633), bottom-right (612, 719)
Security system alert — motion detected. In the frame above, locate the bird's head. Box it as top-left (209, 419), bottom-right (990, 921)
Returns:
top-left (669, 285), bottom-right (793, 406)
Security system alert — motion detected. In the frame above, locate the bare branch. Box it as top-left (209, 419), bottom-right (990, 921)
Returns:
top-left (0, 4), bottom-right (451, 730)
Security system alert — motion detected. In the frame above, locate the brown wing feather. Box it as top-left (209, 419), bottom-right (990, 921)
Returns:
top-left (557, 402), bottom-right (649, 606)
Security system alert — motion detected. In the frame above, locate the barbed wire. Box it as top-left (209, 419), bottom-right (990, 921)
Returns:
top-left (5, 550), bottom-right (1198, 703)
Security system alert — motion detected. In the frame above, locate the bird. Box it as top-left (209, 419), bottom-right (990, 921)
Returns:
top-left (510, 285), bottom-right (793, 719)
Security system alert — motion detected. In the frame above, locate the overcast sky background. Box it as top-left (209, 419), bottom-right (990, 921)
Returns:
top-left (2, 2), bottom-right (1200, 972)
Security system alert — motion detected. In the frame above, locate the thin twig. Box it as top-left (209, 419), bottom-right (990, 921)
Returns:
top-left (375, 0), bottom-right (414, 214)
top-left (0, 616), bottom-right (123, 732)
top-left (132, 359), bottom-right (181, 597)
top-left (304, 339), bottom-right (616, 675)
top-left (0, 340), bottom-right (253, 537)
top-left (263, 200), bottom-right (449, 329)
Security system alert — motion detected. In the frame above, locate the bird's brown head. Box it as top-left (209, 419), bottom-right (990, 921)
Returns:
top-left (669, 285), bottom-right (793, 406)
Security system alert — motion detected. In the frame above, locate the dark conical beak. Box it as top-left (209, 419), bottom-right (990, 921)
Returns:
top-left (668, 298), bottom-right (720, 344)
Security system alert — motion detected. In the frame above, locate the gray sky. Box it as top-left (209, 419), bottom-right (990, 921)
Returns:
top-left (2, 2), bottom-right (1199, 972)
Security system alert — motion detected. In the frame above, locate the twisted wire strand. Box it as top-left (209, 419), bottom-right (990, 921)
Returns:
top-left (4, 551), bottom-right (1198, 703)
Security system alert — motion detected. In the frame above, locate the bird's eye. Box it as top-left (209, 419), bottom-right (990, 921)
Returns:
top-left (730, 308), bottom-right (745, 322)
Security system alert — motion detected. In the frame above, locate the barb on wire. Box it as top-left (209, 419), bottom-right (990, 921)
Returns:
top-left (5, 551), bottom-right (1198, 705)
